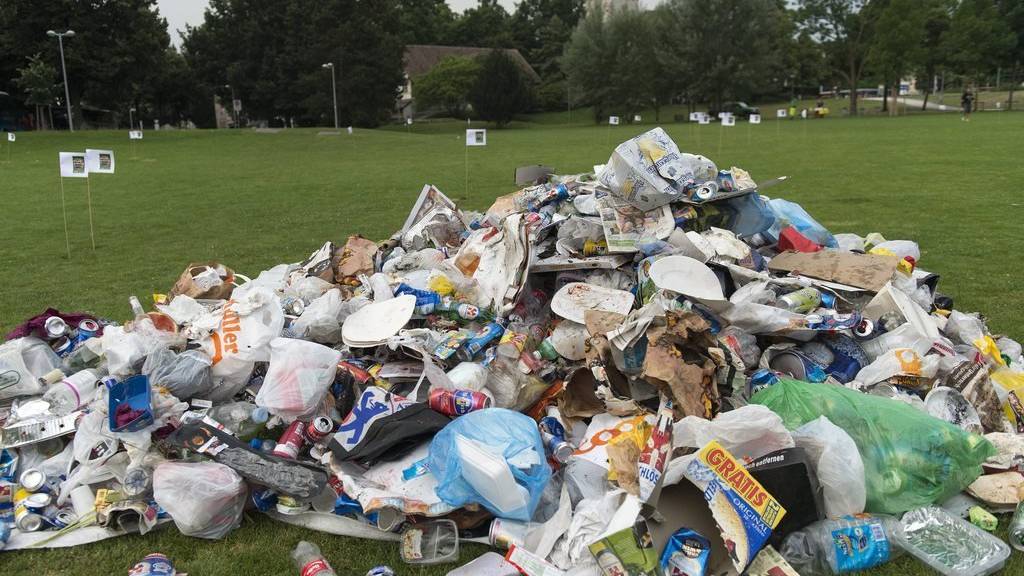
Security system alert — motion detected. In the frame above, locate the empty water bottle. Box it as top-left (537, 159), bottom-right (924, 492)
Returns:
top-left (292, 541), bottom-right (337, 576)
top-left (207, 401), bottom-right (269, 439)
top-left (42, 368), bottom-right (104, 415)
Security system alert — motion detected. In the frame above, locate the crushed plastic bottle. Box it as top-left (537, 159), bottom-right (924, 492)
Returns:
top-left (780, 515), bottom-right (900, 575)
top-left (292, 540), bottom-right (336, 576)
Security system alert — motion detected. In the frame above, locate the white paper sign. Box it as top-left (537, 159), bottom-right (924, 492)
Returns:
top-left (85, 149), bottom-right (115, 174)
top-left (776, 109), bottom-right (787, 118)
top-left (465, 128), bottom-right (487, 146)
top-left (801, 109), bottom-right (808, 119)
top-left (608, 116), bottom-right (620, 125)
top-left (698, 115), bottom-right (711, 125)
top-left (633, 115), bottom-right (641, 122)
top-left (129, 130), bottom-right (143, 140)
top-left (347, 126), bottom-right (353, 134)
top-left (689, 112), bottom-right (700, 122)
top-left (717, 112), bottom-right (726, 119)
top-left (722, 115), bottom-right (736, 127)
top-left (405, 118), bottom-right (413, 125)
top-left (59, 152), bottom-right (89, 178)
top-left (749, 114), bottom-right (762, 124)
top-left (7, 133), bottom-right (15, 142)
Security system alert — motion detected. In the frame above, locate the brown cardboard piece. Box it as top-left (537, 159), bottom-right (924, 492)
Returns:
top-left (649, 481), bottom-right (739, 576)
top-left (768, 250), bottom-right (898, 292)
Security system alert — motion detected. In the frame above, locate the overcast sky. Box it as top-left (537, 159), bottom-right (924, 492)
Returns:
top-left (157, 0), bottom-right (520, 45)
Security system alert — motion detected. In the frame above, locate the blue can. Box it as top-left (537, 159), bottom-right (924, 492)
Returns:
top-left (456, 322), bottom-right (505, 361)
top-left (820, 292), bottom-right (837, 309)
top-left (251, 489), bottom-right (278, 512)
top-left (747, 369), bottom-right (781, 397)
top-left (366, 566), bottom-right (396, 576)
top-left (539, 416), bottom-right (566, 439)
top-left (128, 553), bottom-right (175, 576)
top-left (77, 319), bottom-right (100, 341)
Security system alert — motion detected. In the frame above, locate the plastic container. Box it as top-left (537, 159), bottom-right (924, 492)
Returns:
top-left (43, 368), bottom-right (103, 415)
top-left (895, 506), bottom-right (1010, 576)
top-left (454, 435), bottom-right (529, 516)
top-left (780, 514), bottom-right (900, 575)
top-left (107, 374), bottom-right (154, 432)
top-left (399, 519), bottom-right (459, 565)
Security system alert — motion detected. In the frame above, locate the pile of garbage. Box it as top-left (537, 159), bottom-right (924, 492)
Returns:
top-left (3, 126), bottom-right (1024, 576)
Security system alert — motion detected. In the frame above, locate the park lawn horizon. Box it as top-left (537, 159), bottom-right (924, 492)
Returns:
top-left (1, 112), bottom-right (1023, 575)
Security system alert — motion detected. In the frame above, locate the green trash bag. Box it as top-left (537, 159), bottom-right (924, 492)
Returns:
top-left (751, 379), bottom-right (994, 515)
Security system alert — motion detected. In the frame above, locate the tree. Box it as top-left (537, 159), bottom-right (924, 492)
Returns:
top-left (911, 0), bottom-right (953, 111)
top-left (450, 0), bottom-right (514, 48)
top-left (398, 0), bottom-right (456, 45)
top-left (867, 0), bottom-right (927, 115)
top-left (798, 0), bottom-right (881, 116)
top-left (414, 56), bottom-right (480, 118)
top-left (14, 53), bottom-right (57, 130)
top-left (944, 0), bottom-right (1016, 100)
top-left (996, 0), bottom-right (1023, 109)
top-left (562, 9), bottom-right (616, 121)
top-left (469, 50), bottom-right (531, 126)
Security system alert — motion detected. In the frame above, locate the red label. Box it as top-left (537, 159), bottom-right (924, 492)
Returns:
top-left (301, 559), bottom-right (332, 576)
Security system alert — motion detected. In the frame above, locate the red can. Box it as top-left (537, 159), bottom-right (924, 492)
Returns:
top-left (305, 416), bottom-right (334, 443)
top-left (272, 420), bottom-right (307, 459)
top-left (428, 388), bottom-right (491, 417)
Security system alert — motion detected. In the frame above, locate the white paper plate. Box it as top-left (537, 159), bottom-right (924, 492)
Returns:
top-left (550, 282), bottom-right (634, 324)
top-left (342, 294), bottom-right (416, 347)
top-left (549, 320), bottom-right (589, 360)
top-left (648, 255), bottom-right (725, 301)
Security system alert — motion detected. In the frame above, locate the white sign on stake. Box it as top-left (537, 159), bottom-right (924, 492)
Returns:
top-left (689, 112), bottom-right (700, 122)
top-left (722, 115), bottom-right (736, 127)
top-left (59, 152), bottom-right (89, 178)
top-left (698, 115), bottom-right (711, 125)
top-left (347, 126), bottom-right (353, 134)
top-left (406, 117), bottom-right (413, 126)
top-left (7, 133), bottom-right (15, 142)
top-left (85, 149), bottom-right (115, 174)
top-left (608, 116), bottom-right (620, 125)
top-left (129, 130), bottom-right (143, 140)
top-left (800, 109), bottom-right (808, 119)
top-left (749, 114), bottom-right (762, 124)
top-left (717, 112), bottom-right (727, 119)
top-left (465, 129), bottom-right (487, 146)
top-left (633, 115), bottom-right (642, 122)
top-left (776, 109), bottom-right (788, 119)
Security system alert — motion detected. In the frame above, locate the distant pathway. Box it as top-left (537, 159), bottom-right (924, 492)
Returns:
top-left (863, 96), bottom-right (952, 111)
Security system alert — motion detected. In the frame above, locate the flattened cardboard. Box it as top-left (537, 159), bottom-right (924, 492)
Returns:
top-left (515, 165), bottom-right (555, 185)
top-left (768, 250), bottom-right (898, 292)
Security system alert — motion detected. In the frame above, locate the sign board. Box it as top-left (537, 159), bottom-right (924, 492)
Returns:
top-left (232, 99), bottom-right (242, 113)
top-left (85, 149), bottom-right (115, 174)
top-left (776, 109), bottom-right (787, 119)
top-left (722, 115), bottom-right (736, 127)
top-left (59, 152), bottom-right (89, 178)
top-left (129, 130), bottom-right (143, 140)
top-left (800, 109), bottom-right (808, 119)
top-left (7, 133), bottom-right (15, 142)
top-left (406, 118), bottom-right (413, 125)
top-left (633, 115), bottom-right (642, 122)
top-left (749, 114), bottom-right (762, 124)
top-left (465, 129), bottom-right (487, 146)
top-left (717, 112), bottom-right (727, 119)
top-left (347, 126), bottom-right (353, 134)
top-left (689, 112), bottom-right (700, 122)
top-left (698, 115), bottom-right (711, 125)
top-left (608, 116), bottom-right (620, 125)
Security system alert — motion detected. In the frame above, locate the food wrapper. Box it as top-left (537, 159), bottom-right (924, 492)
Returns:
top-left (681, 440), bottom-right (786, 573)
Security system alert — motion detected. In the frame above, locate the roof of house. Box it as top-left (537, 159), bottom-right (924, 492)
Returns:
top-left (403, 45), bottom-right (541, 83)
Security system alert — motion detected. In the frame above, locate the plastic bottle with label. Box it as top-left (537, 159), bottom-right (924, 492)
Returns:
top-left (207, 401), bottom-right (269, 440)
top-left (42, 368), bottom-right (104, 415)
top-left (292, 541), bottom-right (337, 576)
top-left (780, 515), bottom-right (900, 575)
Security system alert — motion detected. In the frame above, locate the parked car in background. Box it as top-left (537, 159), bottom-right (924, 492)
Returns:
top-left (708, 101), bottom-right (761, 119)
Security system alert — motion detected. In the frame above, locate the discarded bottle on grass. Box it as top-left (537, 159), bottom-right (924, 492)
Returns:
top-left (292, 541), bottom-right (337, 576)
top-left (43, 368), bottom-right (104, 415)
top-left (780, 515), bottom-right (900, 575)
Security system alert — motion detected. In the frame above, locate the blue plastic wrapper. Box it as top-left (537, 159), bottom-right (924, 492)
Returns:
top-left (660, 527), bottom-right (711, 576)
top-left (427, 408), bottom-right (550, 521)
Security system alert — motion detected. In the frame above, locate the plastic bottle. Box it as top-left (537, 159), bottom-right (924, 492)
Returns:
top-left (208, 401), bottom-right (269, 439)
top-left (1010, 498), bottom-right (1024, 552)
top-left (292, 541), bottom-right (336, 576)
top-left (43, 368), bottom-right (104, 415)
top-left (780, 515), bottom-right (900, 575)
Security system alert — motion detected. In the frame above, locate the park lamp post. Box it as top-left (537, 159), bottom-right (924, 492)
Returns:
top-left (46, 29), bottom-right (75, 132)
top-left (322, 62), bottom-right (339, 130)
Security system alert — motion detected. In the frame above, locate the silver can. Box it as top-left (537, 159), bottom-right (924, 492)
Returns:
top-left (18, 468), bottom-right (46, 492)
top-left (44, 316), bottom-right (69, 339)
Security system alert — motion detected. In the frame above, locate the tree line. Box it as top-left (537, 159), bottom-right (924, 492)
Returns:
top-left (0, 0), bottom-right (1020, 130)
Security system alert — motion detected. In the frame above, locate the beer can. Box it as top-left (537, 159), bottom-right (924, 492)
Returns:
top-left (854, 317), bottom-right (876, 339)
top-left (44, 316), bottom-right (69, 339)
top-left (128, 553), bottom-right (176, 576)
top-left (541, 431), bottom-right (573, 464)
top-left (272, 420), bottom-right (307, 459)
top-left (51, 335), bottom-right (75, 357)
top-left (489, 518), bottom-right (530, 550)
top-left (23, 491), bottom-right (52, 511)
top-left (18, 468), bottom-right (46, 492)
top-left (428, 388), bottom-right (491, 417)
top-left (583, 239), bottom-right (608, 256)
top-left (77, 319), bottom-right (100, 340)
top-left (366, 567), bottom-right (396, 576)
top-left (692, 180), bottom-right (718, 201)
top-left (14, 502), bottom-right (44, 532)
top-left (281, 296), bottom-right (305, 317)
top-left (46, 508), bottom-right (78, 529)
top-left (305, 416), bottom-right (334, 443)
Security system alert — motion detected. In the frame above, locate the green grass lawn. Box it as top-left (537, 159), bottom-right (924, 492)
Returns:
top-left (1, 112), bottom-right (1023, 575)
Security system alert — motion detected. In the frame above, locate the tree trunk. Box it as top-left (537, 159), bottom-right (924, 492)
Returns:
top-left (921, 90), bottom-right (930, 111)
top-left (849, 87), bottom-right (859, 117)
top-left (881, 82), bottom-right (889, 112)
top-left (890, 76), bottom-right (899, 116)
top-left (1009, 63), bottom-right (1018, 111)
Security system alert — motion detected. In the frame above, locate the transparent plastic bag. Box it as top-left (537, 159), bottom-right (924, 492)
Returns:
top-left (254, 337), bottom-right (341, 420)
top-left (428, 408), bottom-right (551, 521)
top-left (142, 348), bottom-right (213, 400)
top-left (792, 416), bottom-right (866, 518)
top-left (753, 378), bottom-right (995, 514)
top-left (0, 337), bottom-right (60, 400)
top-left (672, 404), bottom-right (794, 462)
top-left (767, 198), bottom-right (838, 248)
top-left (289, 289), bottom-right (344, 344)
top-left (153, 461), bottom-right (246, 539)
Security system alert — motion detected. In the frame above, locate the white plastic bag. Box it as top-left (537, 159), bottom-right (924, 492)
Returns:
top-left (855, 348), bottom-right (939, 387)
top-left (0, 337), bottom-right (60, 400)
top-left (288, 289), bottom-right (344, 344)
top-left (672, 404), bottom-right (794, 462)
top-left (792, 416), bottom-right (866, 518)
top-left (153, 461), bottom-right (246, 539)
top-left (255, 337), bottom-right (342, 420)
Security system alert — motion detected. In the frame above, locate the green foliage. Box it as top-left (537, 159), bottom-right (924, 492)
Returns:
top-left (868, 0), bottom-right (928, 89)
top-left (943, 0), bottom-right (1016, 80)
top-left (414, 56), bottom-right (481, 117)
top-left (797, 0), bottom-right (880, 114)
top-left (469, 50), bottom-right (532, 126)
top-left (14, 53), bottom-right (57, 108)
top-left (449, 0), bottom-right (514, 48)
top-left (398, 0), bottom-right (456, 45)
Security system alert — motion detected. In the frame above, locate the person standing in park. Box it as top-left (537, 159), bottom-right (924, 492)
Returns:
top-left (961, 88), bottom-right (975, 121)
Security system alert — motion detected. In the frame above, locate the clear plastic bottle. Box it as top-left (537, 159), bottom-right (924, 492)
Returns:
top-left (780, 515), bottom-right (900, 575)
top-left (207, 401), bottom-right (269, 439)
top-left (42, 368), bottom-right (104, 415)
top-left (292, 541), bottom-right (336, 576)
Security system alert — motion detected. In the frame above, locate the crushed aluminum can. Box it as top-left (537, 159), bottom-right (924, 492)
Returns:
top-left (128, 553), bottom-right (176, 576)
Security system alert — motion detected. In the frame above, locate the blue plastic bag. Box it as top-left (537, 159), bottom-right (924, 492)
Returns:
top-left (768, 199), bottom-right (838, 248)
top-left (427, 408), bottom-right (551, 521)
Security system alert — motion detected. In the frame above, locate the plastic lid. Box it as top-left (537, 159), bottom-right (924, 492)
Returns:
top-left (252, 406), bottom-right (269, 424)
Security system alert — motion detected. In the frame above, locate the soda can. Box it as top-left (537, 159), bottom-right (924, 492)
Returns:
top-left (819, 292), bottom-right (838, 309)
top-left (583, 239), bottom-right (608, 256)
top-left (541, 431), bottom-right (573, 464)
top-left (536, 337), bottom-right (560, 361)
top-left (45, 508), bottom-right (78, 529)
top-left (51, 335), bottom-right (75, 358)
top-left (489, 518), bottom-right (530, 550)
top-left (366, 567), bottom-right (396, 576)
top-left (77, 319), bottom-right (100, 340)
top-left (251, 489), bottom-right (278, 512)
top-left (123, 467), bottom-right (152, 498)
top-left (14, 501), bottom-right (44, 532)
top-left (128, 553), bottom-right (176, 576)
top-left (272, 420), bottom-right (307, 459)
top-left (23, 491), bottom-right (52, 511)
top-left (19, 468), bottom-right (47, 492)
top-left (280, 296), bottom-right (305, 317)
top-left (455, 322), bottom-right (505, 361)
top-left (692, 180), bottom-right (718, 201)
top-left (305, 416), bottom-right (334, 443)
top-left (428, 388), bottom-right (491, 417)
top-left (44, 316), bottom-right (69, 339)
top-left (38, 368), bottom-right (65, 387)
top-left (779, 287), bottom-right (822, 314)
top-left (854, 317), bottom-right (876, 339)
